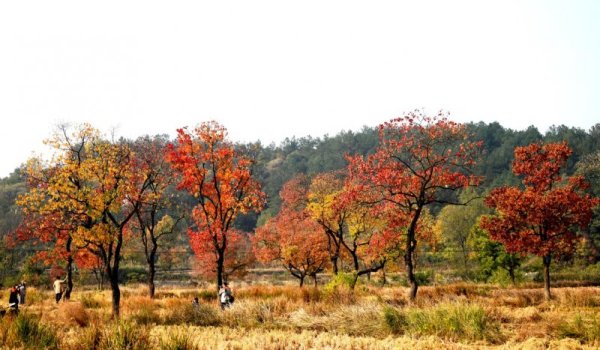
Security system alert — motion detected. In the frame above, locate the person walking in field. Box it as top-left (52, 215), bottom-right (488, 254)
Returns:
top-left (53, 276), bottom-right (66, 303)
top-left (218, 282), bottom-right (234, 310)
top-left (17, 281), bottom-right (26, 305)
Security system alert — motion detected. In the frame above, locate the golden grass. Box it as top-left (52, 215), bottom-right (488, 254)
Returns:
top-left (5, 283), bottom-right (600, 349)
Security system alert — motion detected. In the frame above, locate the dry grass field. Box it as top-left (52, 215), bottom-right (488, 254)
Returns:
top-left (1, 283), bottom-right (600, 349)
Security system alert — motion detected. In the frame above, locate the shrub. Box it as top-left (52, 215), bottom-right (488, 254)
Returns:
top-left (58, 301), bottom-right (90, 327)
top-left (163, 302), bottom-right (220, 327)
top-left (159, 328), bottom-right (197, 350)
top-left (9, 313), bottom-right (59, 349)
top-left (558, 313), bottom-right (600, 342)
top-left (404, 303), bottom-right (500, 342)
top-left (325, 273), bottom-right (357, 292)
top-left (79, 293), bottom-right (103, 309)
top-left (383, 306), bottom-right (406, 334)
top-left (414, 270), bottom-right (434, 286)
top-left (99, 319), bottom-right (150, 350)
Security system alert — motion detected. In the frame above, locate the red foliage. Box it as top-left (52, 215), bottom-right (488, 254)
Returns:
top-left (253, 176), bottom-right (329, 285)
top-left (482, 142), bottom-right (599, 257)
top-left (166, 121), bottom-right (265, 287)
top-left (347, 110), bottom-right (481, 298)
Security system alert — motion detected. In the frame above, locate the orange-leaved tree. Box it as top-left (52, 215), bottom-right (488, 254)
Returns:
top-left (481, 142), bottom-right (599, 299)
top-left (348, 111), bottom-right (482, 300)
top-left (166, 121), bottom-right (265, 289)
top-left (17, 124), bottom-right (146, 316)
top-left (253, 176), bottom-right (329, 286)
top-left (16, 124), bottom-right (101, 300)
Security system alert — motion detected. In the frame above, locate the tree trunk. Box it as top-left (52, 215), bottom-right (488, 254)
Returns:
top-left (543, 254), bottom-right (552, 300)
top-left (331, 256), bottom-right (339, 275)
top-left (64, 236), bottom-right (73, 300)
top-left (299, 276), bottom-right (305, 287)
top-left (406, 207), bottom-right (422, 302)
top-left (148, 264), bottom-right (156, 299)
top-left (110, 276), bottom-right (121, 317)
top-left (148, 245), bottom-right (157, 298)
top-left (312, 274), bottom-right (318, 287)
top-left (509, 266), bottom-right (516, 285)
top-left (380, 268), bottom-right (387, 286)
top-left (216, 250), bottom-right (225, 291)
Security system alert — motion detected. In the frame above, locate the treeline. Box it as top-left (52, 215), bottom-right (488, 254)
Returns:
top-left (1, 117), bottom-right (599, 313)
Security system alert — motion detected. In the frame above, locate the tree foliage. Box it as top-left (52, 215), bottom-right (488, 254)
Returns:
top-left (482, 142), bottom-right (599, 298)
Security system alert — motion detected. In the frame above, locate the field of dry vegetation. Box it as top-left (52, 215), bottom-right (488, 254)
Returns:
top-left (1, 282), bottom-right (600, 349)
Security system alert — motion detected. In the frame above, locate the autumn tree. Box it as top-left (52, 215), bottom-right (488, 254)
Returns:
top-left (166, 122), bottom-right (265, 289)
top-left (253, 176), bottom-right (329, 286)
top-left (16, 125), bottom-right (102, 300)
top-left (129, 135), bottom-right (183, 298)
top-left (307, 171), bottom-right (392, 288)
top-left (481, 142), bottom-right (599, 299)
top-left (19, 124), bottom-right (151, 316)
top-left (348, 111), bottom-right (482, 300)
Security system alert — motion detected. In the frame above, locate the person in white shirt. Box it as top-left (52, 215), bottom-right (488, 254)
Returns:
top-left (53, 276), bottom-right (66, 303)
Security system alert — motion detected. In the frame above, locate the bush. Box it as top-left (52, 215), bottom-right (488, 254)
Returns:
top-left (163, 302), bottom-right (220, 327)
top-left (414, 270), bottom-right (434, 285)
top-left (159, 329), bottom-right (196, 350)
top-left (8, 313), bottom-right (59, 349)
top-left (99, 320), bottom-right (150, 350)
top-left (79, 293), bottom-right (103, 309)
top-left (558, 313), bottom-right (600, 342)
top-left (382, 306), bottom-right (406, 334)
top-left (325, 273), bottom-right (357, 292)
top-left (58, 301), bottom-right (90, 327)
top-left (404, 303), bottom-right (500, 342)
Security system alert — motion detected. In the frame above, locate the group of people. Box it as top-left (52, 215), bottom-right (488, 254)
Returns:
top-left (7, 277), bottom-right (235, 313)
top-left (6, 281), bottom-right (26, 313)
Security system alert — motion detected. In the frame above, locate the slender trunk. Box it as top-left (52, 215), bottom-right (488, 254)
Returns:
top-left (65, 236), bottom-right (73, 300)
top-left (406, 207), bottom-right (422, 301)
top-left (331, 256), bottom-right (339, 275)
top-left (509, 266), bottom-right (516, 285)
top-left (148, 264), bottom-right (156, 299)
top-left (110, 276), bottom-right (120, 317)
top-left (148, 244), bottom-right (157, 298)
top-left (380, 268), bottom-right (387, 286)
top-left (350, 252), bottom-right (360, 290)
top-left (299, 276), bottom-right (305, 287)
top-left (543, 254), bottom-right (552, 300)
top-left (216, 249), bottom-right (225, 291)
top-left (312, 274), bottom-right (318, 287)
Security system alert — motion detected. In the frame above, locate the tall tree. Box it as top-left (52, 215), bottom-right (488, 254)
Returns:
top-left (166, 122), bottom-right (265, 289)
top-left (16, 125), bottom-right (101, 300)
top-left (129, 135), bottom-right (182, 298)
top-left (482, 142), bottom-right (599, 299)
top-left (348, 111), bottom-right (482, 300)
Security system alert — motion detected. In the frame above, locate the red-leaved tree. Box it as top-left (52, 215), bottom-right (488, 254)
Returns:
top-left (166, 121), bottom-right (265, 289)
top-left (348, 110), bottom-right (481, 300)
top-left (253, 176), bottom-right (329, 286)
top-left (481, 142), bottom-right (599, 299)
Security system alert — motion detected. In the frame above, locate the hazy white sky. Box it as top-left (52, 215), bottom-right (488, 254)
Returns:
top-left (1, 1), bottom-right (599, 177)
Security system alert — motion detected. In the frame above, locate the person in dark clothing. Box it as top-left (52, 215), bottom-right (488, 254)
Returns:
top-left (8, 286), bottom-right (19, 311)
